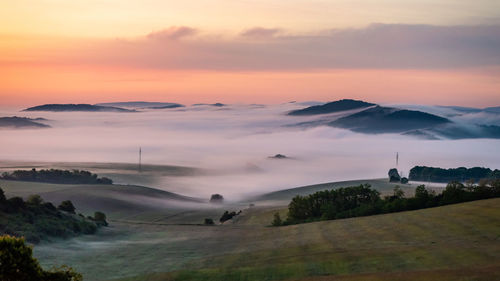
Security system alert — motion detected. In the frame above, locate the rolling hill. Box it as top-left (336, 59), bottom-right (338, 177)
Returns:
top-left (288, 99), bottom-right (375, 116)
top-left (0, 117), bottom-right (50, 128)
top-left (329, 106), bottom-right (451, 134)
top-left (23, 104), bottom-right (135, 112)
top-left (96, 101), bottom-right (184, 109)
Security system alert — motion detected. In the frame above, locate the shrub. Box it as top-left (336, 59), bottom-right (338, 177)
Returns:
top-left (94, 211), bottom-right (108, 226)
top-left (271, 212), bottom-right (282, 226)
top-left (0, 235), bottom-right (82, 281)
top-left (26, 194), bottom-right (44, 205)
top-left (209, 194), bottom-right (224, 203)
top-left (204, 218), bottom-right (215, 225)
top-left (58, 200), bottom-right (76, 214)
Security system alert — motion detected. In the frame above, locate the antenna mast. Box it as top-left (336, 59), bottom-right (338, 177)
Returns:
top-left (396, 152), bottom-right (399, 168)
top-left (139, 147), bottom-right (142, 173)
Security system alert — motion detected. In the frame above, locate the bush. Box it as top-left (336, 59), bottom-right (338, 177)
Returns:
top-left (26, 194), bottom-right (44, 205)
top-left (93, 211), bottom-right (108, 226)
top-left (271, 212), bottom-right (282, 226)
top-left (204, 218), bottom-right (215, 225)
top-left (58, 200), bottom-right (76, 214)
top-left (209, 194), bottom-right (224, 203)
top-left (0, 235), bottom-right (82, 281)
top-left (219, 211), bottom-right (237, 223)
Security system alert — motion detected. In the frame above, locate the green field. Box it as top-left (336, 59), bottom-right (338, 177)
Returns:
top-left (1, 175), bottom-right (499, 281)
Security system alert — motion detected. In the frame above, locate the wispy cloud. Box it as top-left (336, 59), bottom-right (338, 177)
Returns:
top-left (3, 24), bottom-right (500, 70)
top-left (146, 26), bottom-right (198, 40)
top-left (240, 27), bottom-right (282, 39)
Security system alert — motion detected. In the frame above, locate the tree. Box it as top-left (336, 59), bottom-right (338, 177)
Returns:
top-left (0, 187), bottom-right (5, 202)
top-left (0, 235), bottom-right (82, 281)
top-left (388, 168), bottom-right (401, 182)
top-left (414, 185), bottom-right (428, 200)
top-left (204, 218), bottom-right (214, 225)
top-left (209, 194), bottom-right (224, 203)
top-left (393, 186), bottom-right (405, 199)
top-left (26, 194), bottom-right (43, 205)
top-left (58, 200), bottom-right (76, 214)
top-left (93, 211), bottom-right (108, 226)
top-left (271, 212), bottom-right (282, 226)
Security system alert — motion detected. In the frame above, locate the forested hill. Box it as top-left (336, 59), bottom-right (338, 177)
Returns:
top-left (409, 166), bottom-right (500, 183)
top-left (288, 99), bottom-right (375, 116)
top-left (0, 187), bottom-right (107, 243)
top-left (23, 104), bottom-right (135, 112)
top-left (1, 169), bottom-right (113, 185)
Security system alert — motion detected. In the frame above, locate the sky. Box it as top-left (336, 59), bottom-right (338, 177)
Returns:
top-left (1, 0), bottom-right (500, 107)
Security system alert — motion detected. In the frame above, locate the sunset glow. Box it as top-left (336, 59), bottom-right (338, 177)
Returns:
top-left (1, 0), bottom-right (500, 106)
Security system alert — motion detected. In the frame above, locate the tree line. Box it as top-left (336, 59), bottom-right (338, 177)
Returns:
top-left (409, 166), bottom-right (500, 183)
top-left (0, 187), bottom-right (107, 243)
top-left (1, 168), bottom-right (113, 185)
top-left (272, 179), bottom-right (500, 226)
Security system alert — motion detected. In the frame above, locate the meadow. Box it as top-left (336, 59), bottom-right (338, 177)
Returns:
top-left (1, 172), bottom-right (499, 281)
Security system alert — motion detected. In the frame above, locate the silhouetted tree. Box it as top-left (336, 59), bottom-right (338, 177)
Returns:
top-left (93, 211), bottom-right (108, 226)
top-left (26, 194), bottom-right (43, 205)
top-left (271, 212), bottom-right (282, 226)
top-left (0, 235), bottom-right (82, 281)
top-left (58, 200), bottom-right (76, 214)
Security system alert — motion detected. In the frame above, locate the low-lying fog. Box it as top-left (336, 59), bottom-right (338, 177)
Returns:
top-left (1, 103), bottom-right (500, 200)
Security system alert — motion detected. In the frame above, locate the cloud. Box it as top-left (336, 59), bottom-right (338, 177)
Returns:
top-left (147, 26), bottom-right (198, 40)
top-left (240, 27), bottom-right (281, 39)
top-left (6, 24), bottom-right (500, 71)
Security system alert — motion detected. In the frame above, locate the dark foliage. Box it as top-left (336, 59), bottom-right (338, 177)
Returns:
top-left (271, 212), bottom-right (282, 226)
top-left (204, 218), bottom-right (215, 225)
top-left (0, 235), bottom-right (82, 281)
top-left (279, 180), bottom-right (500, 226)
top-left (58, 200), bottom-right (76, 214)
top-left (1, 168), bottom-right (113, 185)
top-left (0, 188), bottom-right (103, 243)
top-left (209, 194), bottom-right (224, 203)
top-left (409, 166), bottom-right (500, 183)
top-left (92, 211), bottom-right (108, 226)
top-left (388, 168), bottom-right (401, 182)
top-left (219, 211), bottom-right (237, 223)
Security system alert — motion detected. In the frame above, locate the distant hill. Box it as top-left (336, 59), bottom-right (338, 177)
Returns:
top-left (288, 99), bottom-right (375, 116)
top-left (484, 107), bottom-right (500, 114)
top-left (96, 101), bottom-right (184, 109)
top-left (409, 166), bottom-right (500, 183)
top-left (0, 117), bottom-right (50, 128)
top-left (192, 103), bottom-right (226, 107)
top-left (23, 104), bottom-right (135, 112)
top-left (329, 106), bottom-right (451, 133)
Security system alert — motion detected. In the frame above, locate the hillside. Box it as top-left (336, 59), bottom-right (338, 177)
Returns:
top-left (0, 180), bottom-right (203, 219)
top-left (253, 179), bottom-right (417, 203)
top-left (329, 106), bottom-right (451, 134)
top-left (96, 101), bottom-right (184, 109)
top-left (0, 189), bottom-right (102, 243)
top-left (113, 198), bottom-right (500, 281)
top-left (23, 104), bottom-right (135, 112)
top-left (288, 99), bottom-right (375, 116)
top-left (0, 117), bottom-right (50, 128)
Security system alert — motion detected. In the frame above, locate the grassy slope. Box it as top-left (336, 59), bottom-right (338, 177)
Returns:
top-left (115, 198), bottom-right (500, 281)
top-left (0, 179), bottom-right (202, 220)
top-left (253, 178), bottom-right (443, 204)
top-left (3, 177), bottom-right (498, 281)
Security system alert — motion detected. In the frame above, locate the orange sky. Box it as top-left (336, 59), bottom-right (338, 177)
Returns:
top-left (1, 1), bottom-right (500, 107)
top-left (2, 63), bottom-right (499, 107)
